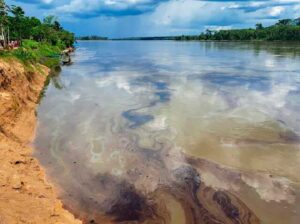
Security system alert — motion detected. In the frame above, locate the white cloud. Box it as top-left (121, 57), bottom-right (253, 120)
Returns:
top-left (42, 0), bottom-right (55, 4)
top-left (150, 1), bottom-right (206, 26)
top-left (149, 0), bottom-right (242, 28)
top-left (294, 4), bottom-right (300, 11)
top-left (204, 25), bottom-right (233, 31)
top-left (52, 0), bottom-right (168, 17)
top-left (8, 0), bottom-right (300, 37)
top-left (269, 6), bottom-right (285, 17)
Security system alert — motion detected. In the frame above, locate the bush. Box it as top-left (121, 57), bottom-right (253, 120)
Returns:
top-left (0, 40), bottom-right (61, 67)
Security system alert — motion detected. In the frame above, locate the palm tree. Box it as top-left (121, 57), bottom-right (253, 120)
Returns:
top-left (10, 5), bottom-right (25, 43)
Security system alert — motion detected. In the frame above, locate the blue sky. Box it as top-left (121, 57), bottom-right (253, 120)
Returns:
top-left (6, 0), bottom-right (300, 37)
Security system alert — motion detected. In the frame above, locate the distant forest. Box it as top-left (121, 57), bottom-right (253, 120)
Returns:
top-left (176, 18), bottom-right (300, 41)
top-left (76, 36), bottom-right (108, 40)
top-left (113, 18), bottom-right (300, 41)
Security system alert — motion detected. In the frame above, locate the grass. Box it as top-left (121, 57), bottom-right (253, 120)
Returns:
top-left (0, 40), bottom-right (64, 105)
top-left (0, 40), bottom-right (62, 69)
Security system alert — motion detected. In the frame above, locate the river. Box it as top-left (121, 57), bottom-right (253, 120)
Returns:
top-left (34, 41), bottom-right (300, 224)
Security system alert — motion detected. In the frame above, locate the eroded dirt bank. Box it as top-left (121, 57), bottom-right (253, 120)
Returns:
top-left (0, 59), bottom-right (81, 224)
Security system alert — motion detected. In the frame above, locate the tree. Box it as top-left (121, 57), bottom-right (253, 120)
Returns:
top-left (53, 21), bottom-right (62, 31)
top-left (276, 19), bottom-right (292, 26)
top-left (43, 15), bottom-right (56, 26)
top-left (10, 5), bottom-right (25, 41)
top-left (2, 1), bottom-right (74, 49)
top-left (10, 5), bottom-right (24, 17)
top-left (256, 23), bottom-right (263, 30)
top-left (0, 0), bottom-right (9, 47)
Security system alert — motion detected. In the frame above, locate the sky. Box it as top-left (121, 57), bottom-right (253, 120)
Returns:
top-left (6, 0), bottom-right (300, 38)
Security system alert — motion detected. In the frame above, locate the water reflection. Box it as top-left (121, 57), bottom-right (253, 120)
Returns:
top-left (201, 72), bottom-right (271, 91)
top-left (35, 41), bottom-right (300, 224)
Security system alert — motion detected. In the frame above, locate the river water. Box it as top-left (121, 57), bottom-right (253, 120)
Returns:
top-left (35, 41), bottom-right (300, 224)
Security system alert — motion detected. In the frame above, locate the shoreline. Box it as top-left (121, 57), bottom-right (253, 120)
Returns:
top-left (0, 58), bottom-right (81, 223)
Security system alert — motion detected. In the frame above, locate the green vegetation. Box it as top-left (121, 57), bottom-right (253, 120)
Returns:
top-left (76, 35), bottom-right (108, 41)
top-left (0, 39), bottom-right (62, 72)
top-left (175, 18), bottom-right (300, 41)
top-left (112, 36), bottom-right (177, 41)
top-left (114, 18), bottom-right (300, 42)
top-left (15, 40), bottom-right (61, 66)
top-left (0, 0), bottom-right (75, 67)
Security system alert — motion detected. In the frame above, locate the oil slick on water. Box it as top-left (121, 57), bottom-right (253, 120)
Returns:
top-left (35, 41), bottom-right (300, 224)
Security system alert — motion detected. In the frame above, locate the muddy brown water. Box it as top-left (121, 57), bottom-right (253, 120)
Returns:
top-left (34, 41), bottom-right (300, 224)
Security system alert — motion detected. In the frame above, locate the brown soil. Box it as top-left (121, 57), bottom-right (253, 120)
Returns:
top-left (0, 59), bottom-right (81, 224)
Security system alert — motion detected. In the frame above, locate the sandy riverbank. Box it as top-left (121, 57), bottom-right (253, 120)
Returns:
top-left (0, 59), bottom-right (81, 224)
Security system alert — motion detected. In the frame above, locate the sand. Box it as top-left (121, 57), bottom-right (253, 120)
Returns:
top-left (0, 58), bottom-right (81, 224)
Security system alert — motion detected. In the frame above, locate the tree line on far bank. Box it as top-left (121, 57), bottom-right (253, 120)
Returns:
top-left (0, 0), bottom-right (75, 49)
top-left (176, 18), bottom-right (300, 41)
top-left (76, 36), bottom-right (108, 41)
top-left (104, 18), bottom-right (300, 42)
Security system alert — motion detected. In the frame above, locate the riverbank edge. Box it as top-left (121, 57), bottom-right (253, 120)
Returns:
top-left (0, 58), bottom-right (81, 224)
